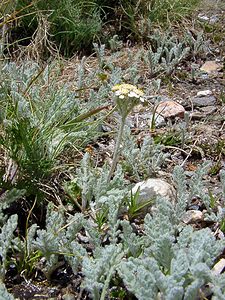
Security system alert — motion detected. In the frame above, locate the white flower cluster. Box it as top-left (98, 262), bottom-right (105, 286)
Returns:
top-left (112, 83), bottom-right (145, 102)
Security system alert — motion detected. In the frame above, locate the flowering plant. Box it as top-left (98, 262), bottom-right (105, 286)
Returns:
top-left (108, 84), bottom-right (145, 181)
top-left (112, 83), bottom-right (145, 119)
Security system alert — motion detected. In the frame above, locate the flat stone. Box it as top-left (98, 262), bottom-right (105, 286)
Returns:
top-left (188, 204), bottom-right (200, 210)
top-left (182, 210), bottom-right (203, 224)
top-left (196, 90), bottom-right (212, 97)
top-left (132, 178), bottom-right (176, 210)
top-left (199, 106), bottom-right (217, 115)
top-left (190, 111), bottom-right (205, 120)
top-left (156, 100), bottom-right (185, 118)
top-left (200, 61), bottom-right (222, 73)
top-left (192, 96), bottom-right (217, 107)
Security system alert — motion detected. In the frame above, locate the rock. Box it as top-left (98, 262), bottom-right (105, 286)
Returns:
top-left (216, 229), bottom-right (225, 240)
top-left (188, 205), bottom-right (200, 210)
top-left (192, 96), bottom-right (217, 107)
top-left (200, 61), bottom-right (222, 73)
top-left (62, 293), bottom-right (76, 300)
top-left (209, 16), bottom-right (219, 24)
top-left (199, 73), bottom-right (209, 80)
top-left (190, 111), bottom-right (205, 120)
top-left (182, 210), bottom-right (203, 224)
top-left (156, 100), bottom-right (185, 118)
top-left (141, 112), bottom-right (165, 128)
top-left (198, 14), bottom-right (209, 22)
top-left (198, 14), bottom-right (219, 24)
top-left (199, 106), bottom-right (217, 115)
top-left (196, 90), bottom-right (212, 97)
top-left (132, 178), bottom-right (176, 211)
top-left (212, 258), bottom-right (225, 275)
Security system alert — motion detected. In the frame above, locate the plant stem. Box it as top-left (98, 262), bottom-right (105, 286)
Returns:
top-left (100, 266), bottom-right (114, 300)
top-left (107, 116), bottom-right (125, 183)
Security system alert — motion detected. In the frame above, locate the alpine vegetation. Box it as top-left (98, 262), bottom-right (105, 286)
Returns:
top-left (1, 162), bottom-right (225, 299)
top-left (0, 8), bottom-right (225, 297)
top-left (0, 64), bottom-right (225, 298)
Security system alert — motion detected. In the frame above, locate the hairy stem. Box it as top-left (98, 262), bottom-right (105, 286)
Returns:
top-left (107, 116), bottom-right (125, 182)
top-left (100, 266), bottom-right (115, 300)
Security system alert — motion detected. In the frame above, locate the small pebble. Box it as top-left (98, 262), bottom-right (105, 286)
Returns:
top-left (197, 90), bottom-right (212, 97)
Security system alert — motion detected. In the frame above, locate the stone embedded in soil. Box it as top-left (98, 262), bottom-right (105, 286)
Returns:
top-left (190, 105), bottom-right (217, 119)
top-left (156, 100), bottom-right (185, 118)
top-left (182, 210), bottom-right (203, 224)
top-left (199, 106), bottom-right (217, 115)
top-left (192, 96), bottom-right (217, 107)
top-left (188, 204), bottom-right (200, 210)
top-left (198, 14), bottom-right (219, 24)
top-left (141, 112), bottom-right (165, 128)
top-left (131, 178), bottom-right (176, 212)
top-left (198, 14), bottom-right (210, 22)
top-left (209, 16), bottom-right (219, 24)
top-left (200, 61), bottom-right (222, 73)
top-left (197, 90), bottom-right (213, 97)
top-left (190, 111), bottom-right (205, 120)
top-left (62, 292), bottom-right (76, 300)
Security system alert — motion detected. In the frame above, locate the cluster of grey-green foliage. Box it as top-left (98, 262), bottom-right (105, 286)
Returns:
top-left (95, 30), bottom-right (207, 85)
top-left (0, 28), bottom-right (222, 299)
top-left (0, 161), bottom-right (225, 299)
top-left (0, 30), bottom-right (205, 183)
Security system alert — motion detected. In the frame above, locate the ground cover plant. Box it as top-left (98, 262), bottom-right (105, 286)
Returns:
top-left (0, 0), bottom-right (225, 299)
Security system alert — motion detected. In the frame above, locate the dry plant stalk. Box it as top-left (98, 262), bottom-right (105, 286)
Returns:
top-left (18, 13), bottom-right (58, 62)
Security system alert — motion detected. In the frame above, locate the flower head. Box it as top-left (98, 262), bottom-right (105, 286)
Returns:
top-left (112, 83), bottom-right (145, 102)
top-left (111, 83), bottom-right (145, 118)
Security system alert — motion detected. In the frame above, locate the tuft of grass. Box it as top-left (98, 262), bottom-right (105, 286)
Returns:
top-left (153, 131), bottom-right (182, 146)
top-left (0, 61), bottom-right (106, 198)
top-left (125, 187), bottom-right (153, 220)
top-left (148, 0), bottom-right (202, 24)
top-left (13, 0), bottom-right (103, 57)
top-left (1, 0), bottom-right (202, 58)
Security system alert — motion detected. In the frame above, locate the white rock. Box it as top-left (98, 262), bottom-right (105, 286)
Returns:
top-left (198, 14), bottom-right (218, 25)
top-left (132, 178), bottom-right (176, 206)
top-left (197, 90), bottom-right (212, 97)
top-left (182, 210), bottom-right (203, 224)
top-left (198, 14), bottom-right (209, 22)
top-left (212, 258), bottom-right (225, 275)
